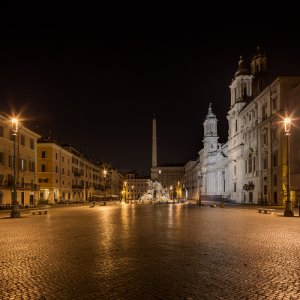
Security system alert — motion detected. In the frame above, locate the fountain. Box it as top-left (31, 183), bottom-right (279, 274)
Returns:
top-left (139, 180), bottom-right (170, 204)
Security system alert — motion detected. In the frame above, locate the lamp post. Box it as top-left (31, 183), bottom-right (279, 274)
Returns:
top-left (124, 181), bottom-right (127, 203)
top-left (170, 185), bottom-right (174, 203)
top-left (131, 185), bottom-right (135, 201)
top-left (11, 118), bottom-right (20, 218)
top-left (284, 117), bottom-right (294, 217)
top-left (103, 168), bottom-right (108, 194)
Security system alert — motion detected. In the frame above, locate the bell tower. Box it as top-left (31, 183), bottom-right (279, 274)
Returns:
top-left (203, 103), bottom-right (219, 155)
top-left (251, 46), bottom-right (268, 97)
top-left (229, 56), bottom-right (253, 107)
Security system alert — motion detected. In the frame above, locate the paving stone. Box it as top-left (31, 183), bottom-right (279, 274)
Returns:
top-left (0, 205), bottom-right (300, 299)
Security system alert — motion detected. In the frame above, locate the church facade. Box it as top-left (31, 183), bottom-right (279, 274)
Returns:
top-left (183, 48), bottom-right (300, 205)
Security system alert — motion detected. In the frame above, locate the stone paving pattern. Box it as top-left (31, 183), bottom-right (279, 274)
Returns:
top-left (0, 204), bottom-right (300, 299)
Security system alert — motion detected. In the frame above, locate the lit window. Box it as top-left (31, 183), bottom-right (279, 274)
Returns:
top-left (20, 159), bottom-right (26, 171)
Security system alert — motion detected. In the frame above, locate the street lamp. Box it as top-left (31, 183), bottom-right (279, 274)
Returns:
top-left (11, 117), bottom-right (20, 218)
top-left (170, 185), bottom-right (174, 203)
top-left (284, 117), bottom-right (294, 217)
top-left (102, 168), bottom-right (108, 198)
top-left (124, 181), bottom-right (127, 203)
top-left (103, 169), bottom-right (107, 178)
top-left (177, 181), bottom-right (180, 200)
top-left (131, 185), bottom-right (135, 201)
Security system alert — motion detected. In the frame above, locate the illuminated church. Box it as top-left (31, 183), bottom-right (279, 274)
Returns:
top-left (183, 48), bottom-right (300, 205)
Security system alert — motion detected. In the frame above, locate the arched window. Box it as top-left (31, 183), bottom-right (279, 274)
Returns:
top-left (263, 128), bottom-right (268, 145)
top-left (262, 103), bottom-right (267, 120)
top-left (248, 153), bottom-right (252, 173)
top-left (244, 86), bottom-right (247, 97)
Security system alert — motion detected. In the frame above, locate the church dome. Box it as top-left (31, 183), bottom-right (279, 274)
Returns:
top-left (234, 56), bottom-right (249, 77)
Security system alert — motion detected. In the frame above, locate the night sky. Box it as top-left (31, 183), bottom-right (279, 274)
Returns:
top-left (1, 23), bottom-right (300, 174)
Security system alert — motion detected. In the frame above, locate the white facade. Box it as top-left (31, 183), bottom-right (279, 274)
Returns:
top-left (183, 103), bottom-right (229, 201)
top-left (184, 49), bottom-right (300, 205)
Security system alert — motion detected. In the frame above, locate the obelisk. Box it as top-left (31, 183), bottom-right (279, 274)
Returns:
top-left (151, 116), bottom-right (158, 180)
top-left (152, 116), bottom-right (157, 168)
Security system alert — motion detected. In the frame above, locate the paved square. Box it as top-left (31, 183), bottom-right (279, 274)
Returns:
top-left (0, 204), bottom-right (300, 299)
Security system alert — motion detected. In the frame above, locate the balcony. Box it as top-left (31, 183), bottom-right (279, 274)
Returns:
top-left (24, 183), bottom-right (40, 190)
top-left (73, 171), bottom-right (83, 177)
top-left (72, 184), bottom-right (84, 189)
top-left (16, 183), bottom-right (40, 190)
top-left (0, 180), bottom-right (13, 188)
top-left (0, 181), bottom-right (39, 190)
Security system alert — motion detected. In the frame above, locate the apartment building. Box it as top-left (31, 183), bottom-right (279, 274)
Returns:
top-left (37, 139), bottom-right (73, 203)
top-left (0, 113), bottom-right (40, 206)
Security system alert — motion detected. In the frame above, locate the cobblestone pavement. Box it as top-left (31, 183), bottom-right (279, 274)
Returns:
top-left (0, 203), bottom-right (300, 299)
